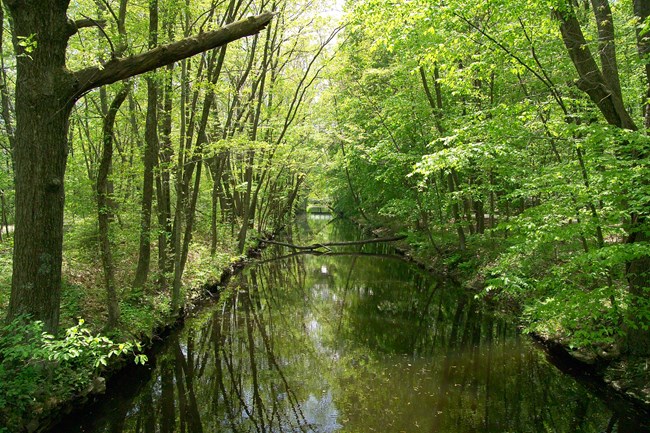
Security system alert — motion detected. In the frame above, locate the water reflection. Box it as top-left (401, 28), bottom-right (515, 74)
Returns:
top-left (56, 216), bottom-right (648, 433)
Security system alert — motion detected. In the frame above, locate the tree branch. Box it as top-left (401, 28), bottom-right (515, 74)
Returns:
top-left (71, 17), bottom-right (107, 34)
top-left (72, 11), bottom-right (274, 98)
top-left (259, 235), bottom-right (407, 250)
top-left (254, 250), bottom-right (406, 265)
top-left (590, 0), bottom-right (623, 103)
top-left (554, 7), bottom-right (636, 130)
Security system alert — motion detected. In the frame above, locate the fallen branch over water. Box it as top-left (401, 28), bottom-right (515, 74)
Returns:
top-left (259, 235), bottom-right (407, 251)
top-left (255, 250), bottom-right (408, 265)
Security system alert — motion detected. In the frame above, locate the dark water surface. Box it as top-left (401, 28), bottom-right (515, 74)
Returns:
top-left (55, 216), bottom-right (649, 433)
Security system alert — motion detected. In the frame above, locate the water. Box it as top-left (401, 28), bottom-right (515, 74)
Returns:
top-left (55, 216), bottom-right (648, 432)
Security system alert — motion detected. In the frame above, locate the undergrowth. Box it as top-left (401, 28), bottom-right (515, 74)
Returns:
top-left (0, 318), bottom-right (146, 432)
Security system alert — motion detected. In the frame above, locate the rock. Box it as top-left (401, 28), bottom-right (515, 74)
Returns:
top-left (86, 376), bottom-right (106, 395)
top-left (598, 344), bottom-right (621, 361)
top-left (609, 380), bottom-right (623, 391)
top-left (569, 349), bottom-right (598, 365)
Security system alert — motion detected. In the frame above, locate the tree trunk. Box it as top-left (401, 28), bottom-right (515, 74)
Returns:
top-left (590, 0), bottom-right (623, 103)
top-left (237, 151), bottom-right (255, 253)
top-left (556, 1), bottom-right (650, 355)
top-left (475, 199), bottom-right (485, 235)
top-left (6, 0), bottom-right (75, 332)
top-left (156, 62), bottom-right (174, 291)
top-left (448, 172), bottom-right (466, 251)
top-left (209, 155), bottom-right (226, 255)
top-left (555, 6), bottom-right (636, 130)
top-left (0, 190), bottom-right (7, 238)
top-left (634, 0), bottom-right (650, 129)
top-left (0, 4), bottom-right (14, 157)
top-left (489, 171), bottom-right (495, 229)
top-left (97, 84), bottom-right (130, 329)
top-left (133, 0), bottom-right (159, 289)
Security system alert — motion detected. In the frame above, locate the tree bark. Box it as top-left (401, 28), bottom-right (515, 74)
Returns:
top-left (73, 12), bottom-right (274, 97)
top-left (0, 4), bottom-right (14, 157)
top-left (156, 62), bottom-right (174, 291)
top-left (6, 0), bottom-right (76, 331)
top-left (634, 0), bottom-right (650, 129)
top-left (590, 0), bottom-right (623, 104)
top-left (554, 7), bottom-right (636, 130)
top-left (133, 0), bottom-right (159, 289)
top-left (97, 84), bottom-right (130, 329)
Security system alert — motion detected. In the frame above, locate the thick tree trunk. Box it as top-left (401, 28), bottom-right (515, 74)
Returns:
top-left (590, 0), bottom-right (623, 103)
top-left (73, 12), bottom-right (274, 97)
top-left (555, 7), bottom-right (636, 130)
top-left (626, 221), bottom-right (650, 356)
top-left (6, 0), bottom-right (75, 332)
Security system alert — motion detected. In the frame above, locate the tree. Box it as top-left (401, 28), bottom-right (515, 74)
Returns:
top-left (97, 83), bottom-right (130, 328)
top-left (4, 0), bottom-right (273, 332)
top-left (132, 0), bottom-right (161, 289)
top-left (553, 0), bottom-right (650, 355)
top-left (327, 0), bottom-right (650, 356)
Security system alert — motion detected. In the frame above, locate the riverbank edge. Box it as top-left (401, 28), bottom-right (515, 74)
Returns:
top-left (31, 243), bottom-right (265, 433)
top-left (359, 222), bottom-right (650, 414)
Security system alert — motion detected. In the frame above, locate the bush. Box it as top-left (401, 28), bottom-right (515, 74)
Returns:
top-left (0, 318), bottom-right (146, 432)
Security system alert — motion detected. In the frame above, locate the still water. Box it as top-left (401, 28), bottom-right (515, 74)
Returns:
top-left (56, 216), bottom-right (648, 432)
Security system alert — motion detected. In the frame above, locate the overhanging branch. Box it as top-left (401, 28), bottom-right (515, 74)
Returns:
top-left (259, 235), bottom-right (407, 251)
top-left (71, 18), bottom-right (107, 34)
top-left (72, 11), bottom-right (274, 98)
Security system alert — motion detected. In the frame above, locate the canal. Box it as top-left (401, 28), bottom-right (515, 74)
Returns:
top-left (54, 215), bottom-right (649, 432)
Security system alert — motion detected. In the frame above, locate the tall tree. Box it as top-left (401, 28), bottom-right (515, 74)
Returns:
top-left (4, 0), bottom-right (273, 331)
top-left (554, 0), bottom-right (650, 355)
top-left (97, 83), bottom-right (130, 328)
top-left (133, 0), bottom-right (161, 289)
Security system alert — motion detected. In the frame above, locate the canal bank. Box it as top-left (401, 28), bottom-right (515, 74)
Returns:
top-left (48, 214), bottom-right (649, 432)
top-left (360, 219), bottom-right (650, 423)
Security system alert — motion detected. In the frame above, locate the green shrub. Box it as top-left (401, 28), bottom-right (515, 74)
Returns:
top-left (0, 318), bottom-right (146, 431)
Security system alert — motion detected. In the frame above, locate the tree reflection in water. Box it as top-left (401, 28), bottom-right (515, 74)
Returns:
top-left (56, 217), bottom-right (648, 433)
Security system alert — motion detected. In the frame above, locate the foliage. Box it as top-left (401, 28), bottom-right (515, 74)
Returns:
top-left (0, 318), bottom-right (146, 432)
top-left (323, 0), bottom-right (650, 352)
